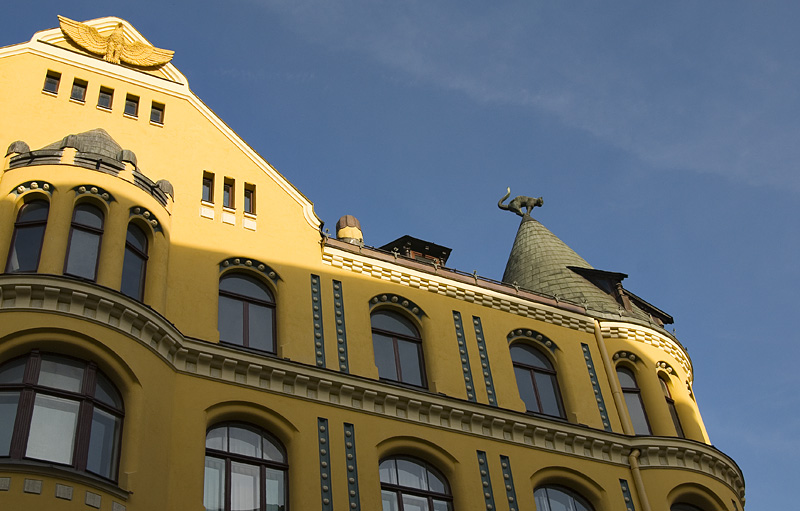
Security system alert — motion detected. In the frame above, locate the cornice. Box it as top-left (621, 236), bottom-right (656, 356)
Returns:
top-left (600, 321), bottom-right (693, 381)
top-left (0, 275), bottom-right (742, 500)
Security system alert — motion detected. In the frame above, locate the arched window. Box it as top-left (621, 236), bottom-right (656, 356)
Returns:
top-left (671, 504), bottom-right (705, 511)
top-left (617, 367), bottom-right (651, 435)
top-left (660, 377), bottom-right (685, 438)
top-left (218, 273), bottom-right (276, 353)
top-left (534, 486), bottom-right (594, 511)
top-left (64, 203), bottom-right (104, 281)
top-left (510, 344), bottom-right (565, 418)
top-left (379, 456), bottom-right (452, 511)
top-left (204, 422), bottom-right (287, 511)
top-left (0, 352), bottom-right (124, 480)
top-left (121, 223), bottom-right (148, 301)
top-left (5, 199), bottom-right (49, 273)
top-left (371, 310), bottom-right (426, 387)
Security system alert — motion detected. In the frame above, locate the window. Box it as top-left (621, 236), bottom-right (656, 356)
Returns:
top-left (0, 352), bottom-right (124, 481)
top-left (660, 377), bottom-right (685, 438)
top-left (244, 184), bottom-right (256, 215)
top-left (43, 71), bottom-right (61, 94)
top-left (64, 203), bottom-right (104, 281)
top-left (379, 456), bottom-right (452, 511)
top-left (203, 172), bottom-right (215, 203)
top-left (371, 310), bottom-right (426, 387)
top-left (510, 344), bottom-right (565, 418)
top-left (617, 367), bottom-right (651, 435)
top-left (124, 94), bottom-right (139, 117)
top-left (204, 422), bottom-right (287, 511)
top-left (223, 178), bottom-right (235, 209)
top-left (121, 223), bottom-right (148, 301)
top-left (150, 102), bottom-right (165, 124)
top-left (218, 273), bottom-right (276, 353)
top-left (5, 200), bottom-right (49, 273)
top-left (671, 505), bottom-right (705, 511)
top-left (534, 486), bottom-right (593, 511)
top-left (98, 87), bottom-right (114, 109)
top-left (70, 79), bottom-right (87, 102)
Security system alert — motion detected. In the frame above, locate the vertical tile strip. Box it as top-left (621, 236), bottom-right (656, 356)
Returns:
top-left (619, 479), bottom-right (636, 511)
top-left (311, 275), bottom-right (326, 368)
top-left (318, 418), bottom-right (333, 511)
top-left (452, 311), bottom-right (476, 402)
top-left (582, 343), bottom-right (613, 432)
top-left (332, 280), bottom-right (349, 373)
top-left (472, 316), bottom-right (498, 406)
top-left (343, 423), bottom-right (361, 511)
top-left (476, 451), bottom-right (496, 511)
top-left (499, 455), bottom-right (519, 511)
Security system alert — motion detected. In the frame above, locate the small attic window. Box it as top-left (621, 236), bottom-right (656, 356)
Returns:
top-left (43, 71), bottom-right (61, 94)
top-left (150, 102), bottom-right (165, 125)
top-left (124, 94), bottom-right (139, 117)
top-left (70, 79), bottom-right (87, 102)
top-left (98, 87), bottom-right (113, 110)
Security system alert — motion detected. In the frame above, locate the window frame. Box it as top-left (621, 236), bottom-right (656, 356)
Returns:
top-left (124, 94), bottom-right (139, 117)
top-left (660, 376), bottom-right (685, 438)
top-left (0, 351), bottom-right (124, 482)
top-left (510, 342), bottom-right (566, 418)
top-left (97, 87), bottom-right (114, 110)
top-left (204, 422), bottom-right (288, 511)
top-left (150, 101), bottom-right (165, 124)
top-left (379, 456), bottom-right (453, 511)
top-left (63, 202), bottom-right (105, 282)
top-left (244, 183), bottom-right (256, 215)
top-left (223, 178), bottom-right (235, 209)
top-left (120, 222), bottom-right (149, 301)
top-left (5, 199), bottom-right (50, 273)
top-left (617, 366), bottom-right (652, 435)
top-left (534, 485), bottom-right (594, 511)
top-left (218, 273), bottom-right (277, 354)
top-left (370, 309), bottom-right (427, 388)
top-left (70, 78), bottom-right (88, 102)
top-left (202, 172), bottom-right (215, 203)
top-left (43, 71), bottom-right (61, 94)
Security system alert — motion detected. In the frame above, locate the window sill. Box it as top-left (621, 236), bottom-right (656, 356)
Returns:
top-left (41, 89), bottom-right (58, 97)
top-left (243, 212), bottom-right (257, 219)
top-left (69, 98), bottom-right (86, 105)
top-left (0, 459), bottom-right (130, 500)
top-left (222, 206), bottom-right (236, 213)
top-left (97, 105), bottom-right (112, 113)
top-left (123, 113), bottom-right (138, 120)
top-left (149, 120), bottom-right (164, 128)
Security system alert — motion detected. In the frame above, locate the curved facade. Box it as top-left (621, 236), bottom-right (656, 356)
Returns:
top-left (0, 16), bottom-right (743, 511)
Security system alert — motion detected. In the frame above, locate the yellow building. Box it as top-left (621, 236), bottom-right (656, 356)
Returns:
top-left (0, 16), bottom-right (744, 511)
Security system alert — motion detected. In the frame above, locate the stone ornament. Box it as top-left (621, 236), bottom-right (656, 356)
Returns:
top-left (368, 293), bottom-right (424, 319)
top-left (506, 328), bottom-right (558, 353)
top-left (59, 15), bottom-right (174, 67)
top-left (74, 184), bottom-right (113, 203)
top-left (219, 257), bottom-right (280, 284)
top-left (498, 187), bottom-right (544, 217)
top-left (13, 181), bottom-right (53, 196)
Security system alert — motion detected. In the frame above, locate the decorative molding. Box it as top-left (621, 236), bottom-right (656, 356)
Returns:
top-left (452, 311), bottom-right (476, 402)
top-left (476, 451), bottom-right (496, 511)
top-left (0, 275), bottom-right (744, 500)
top-left (332, 280), bottom-right (350, 372)
top-left (311, 275), bottom-right (326, 368)
top-left (582, 343), bottom-right (613, 432)
top-left (11, 181), bottom-right (53, 196)
top-left (317, 418), bottom-right (333, 511)
top-left (601, 324), bottom-right (693, 382)
top-left (368, 293), bottom-right (425, 320)
top-left (74, 184), bottom-right (115, 203)
top-left (472, 317), bottom-right (497, 407)
top-left (499, 455), bottom-right (520, 511)
top-left (655, 360), bottom-right (676, 376)
top-left (620, 479), bottom-right (635, 511)
top-left (129, 206), bottom-right (162, 233)
top-left (506, 328), bottom-right (558, 353)
top-left (343, 423), bottom-right (361, 511)
top-left (219, 258), bottom-right (279, 284)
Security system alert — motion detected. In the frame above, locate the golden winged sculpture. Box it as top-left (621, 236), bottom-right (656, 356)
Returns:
top-left (58, 15), bottom-right (174, 67)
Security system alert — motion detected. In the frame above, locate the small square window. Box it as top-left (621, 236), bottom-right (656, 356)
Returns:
top-left (98, 87), bottom-right (114, 110)
top-left (124, 94), bottom-right (139, 117)
top-left (202, 172), bottom-right (214, 203)
top-left (244, 184), bottom-right (256, 215)
top-left (70, 79), bottom-right (87, 102)
top-left (150, 102), bottom-right (165, 124)
top-left (223, 178), bottom-right (234, 209)
top-left (43, 71), bottom-right (61, 94)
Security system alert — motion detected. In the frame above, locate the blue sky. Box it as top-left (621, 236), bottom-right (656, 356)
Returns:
top-left (3, 2), bottom-right (798, 508)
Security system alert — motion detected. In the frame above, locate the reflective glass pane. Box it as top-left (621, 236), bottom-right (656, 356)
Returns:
top-left (397, 339), bottom-right (423, 386)
top-left (219, 295), bottom-right (245, 345)
top-left (7, 224), bottom-right (46, 272)
top-left (0, 392), bottom-right (19, 456)
top-left (427, 468), bottom-right (447, 494)
top-left (38, 356), bottom-right (84, 392)
top-left (73, 204), bottom-right (104, 229)
top-left (220, 274), bottom-right (273, 301)
top-left (121, 248), bottom-right (146, 300)
top-left (382, 490), bottom-right (400, 511)
top-left (248, 303), bottom-right (274, 352)
top-left (204, 456), bottom-right (226, 511)
top-left (18, 201), bottom-right (49, 223)
top-left (126, 224), bottom-right (148, 252)
top-left (264, 468), bottom-right (285, 511)
top-left (206, 425), bottom-right (227, 451)
top-left (510, 344), bottom-right (551, 369)
top-left (432, 500), bottom-right (452, 511)
top-left (668, 402), bottom-right (685, 438)
top-left (229, 425), bottom-right (261, 458)
top-left (379, 459), bottom-right (397, 484)
top-left (372, 333), bottom-right (398, 381)
top-left (371, 311), bottom-right (418, 338)
top-left (94, 371), bottom-right (123, 409)
top-left (616, 368), bottom-right (637, 388)
top-left (26, 394), bottom-right (79, 464)
top-left (534, 372), bottom-right (563, 417)
top-left (514, 366), bottom-right (538, 412)
top-left (0, 358), bottom-right (26, 384)
top-left (397, 458), bottom-right (427, 490)
top-left (624, 392), bottom-right (652, 435)
top-left (534, 487), bottom-right (552, 511)
top-left (87, 408), bottom-right (121, 479)
top-left (402, 494), bottom-right (430, 511)
top-left (231, 461), bottom-right (260, 511)
top-left (65, 228), bottom-right (101, 279)
top-left (262, 435), bottom-right (284, 462)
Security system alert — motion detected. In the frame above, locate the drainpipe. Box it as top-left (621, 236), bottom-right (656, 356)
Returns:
top-left (592, 320), bottom-right (634, 435)
top-left (628, 449), bottom-right (653, 511)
